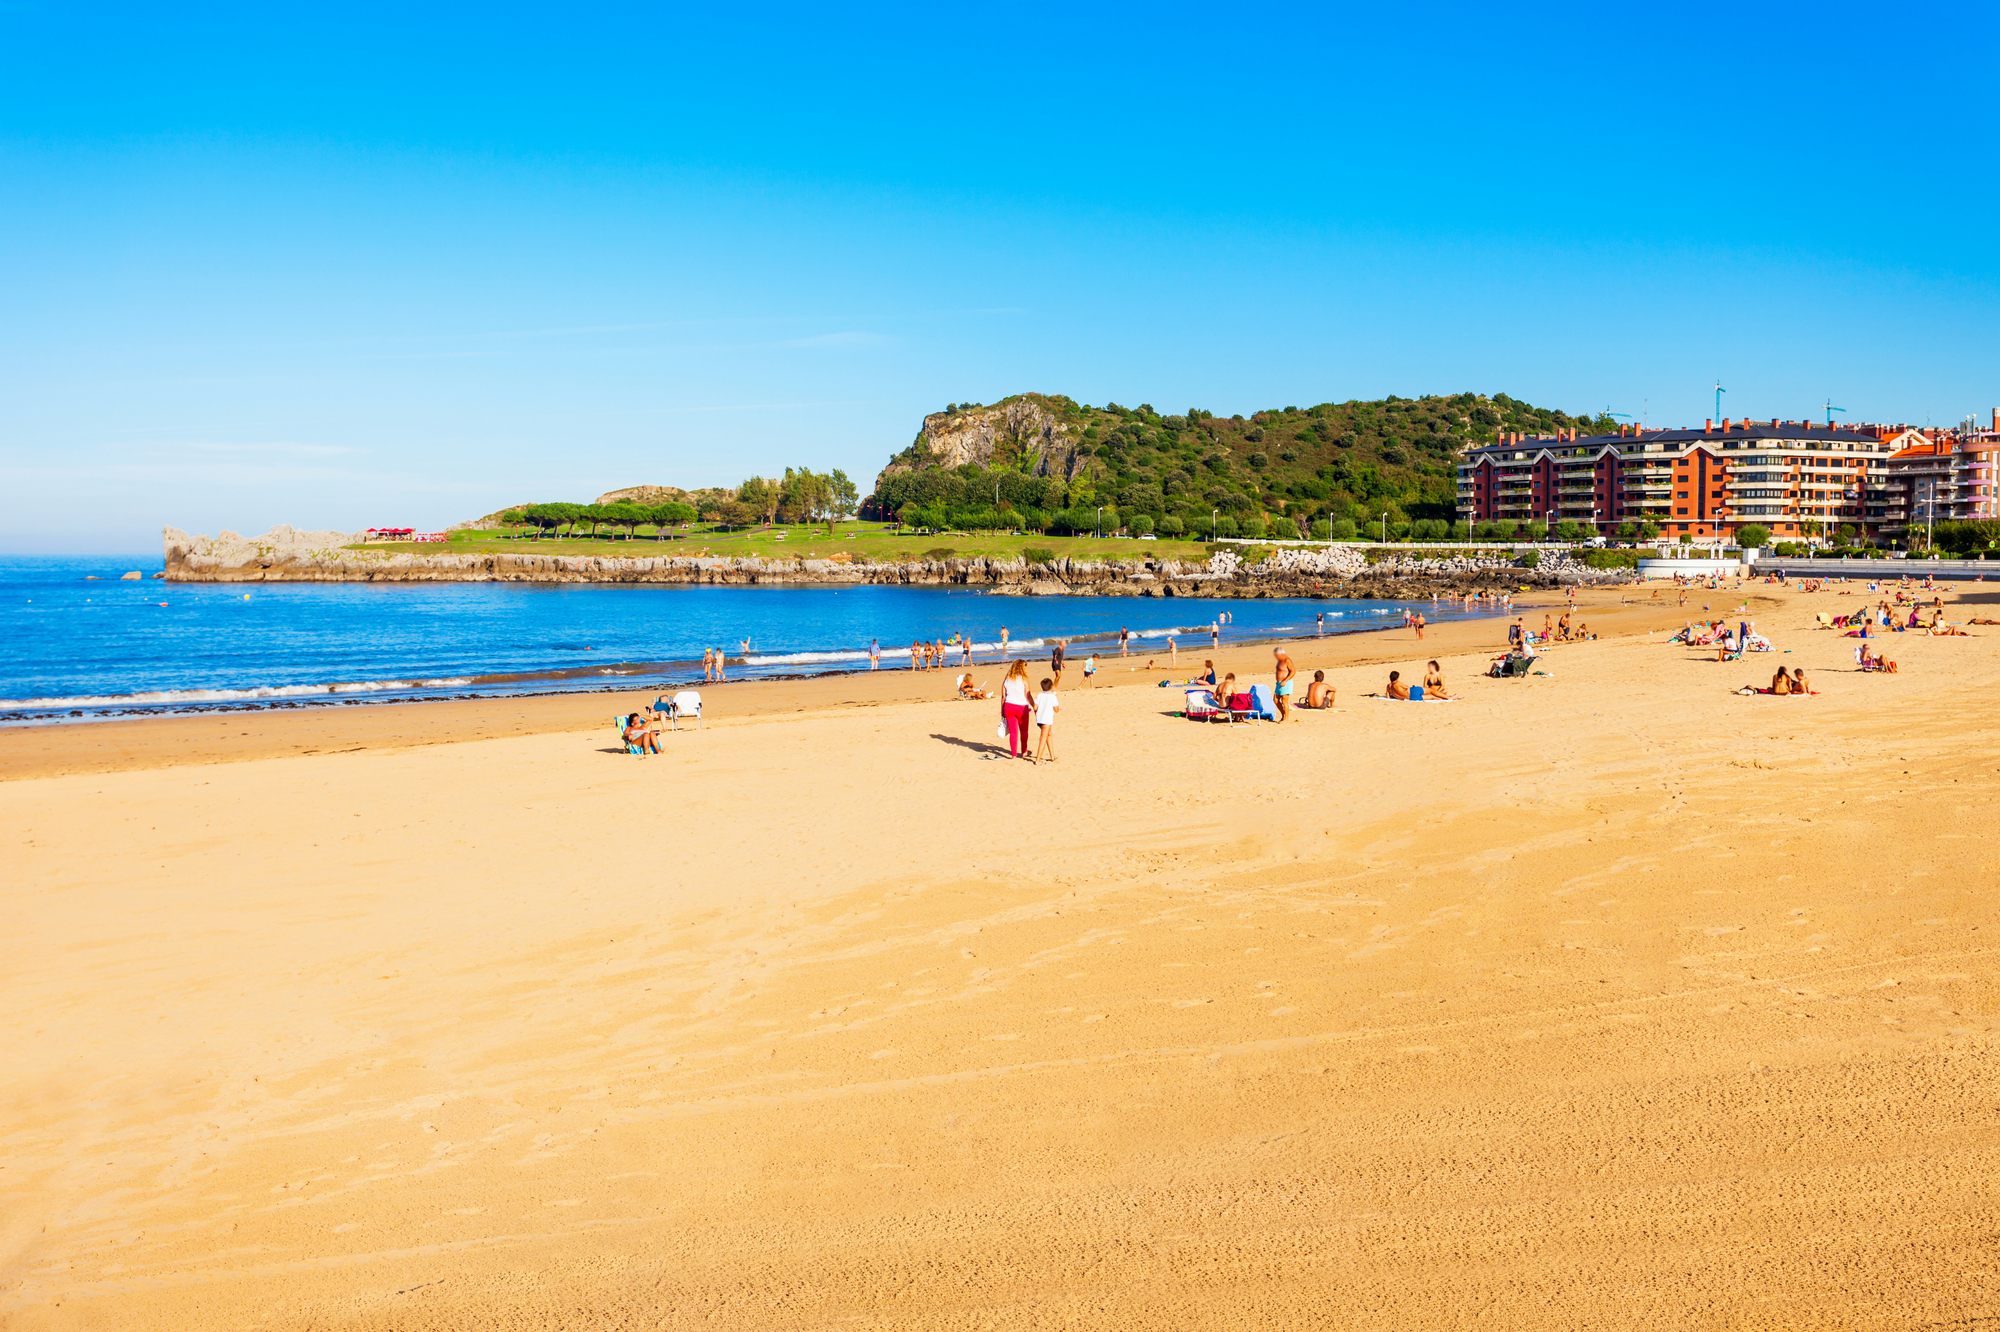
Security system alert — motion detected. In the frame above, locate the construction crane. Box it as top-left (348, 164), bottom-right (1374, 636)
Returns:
top-left (1823, 400), bottom-right (1846, 427)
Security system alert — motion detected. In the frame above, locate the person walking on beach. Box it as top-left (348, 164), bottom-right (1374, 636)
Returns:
top-left (1032, 676), bottom-right (1060, 763)
top-left (1000, 660), bottom-right (1033, 759)
top-left (702, 647), bottom-right (715, 682)
top-left (713, 648), bottom-right (726, 681)
top-left (910, 641), bottom-right (921, 671)
top-left (1082, 653), bottom-right (1097, 686)
top-left (1167, 636), bottom-right (1177, 666)
top-left (1316, 611), bottom-right (1325, 637)
top-left (869, 639), bottom-right (880, 670)
top-left (1413, 611), bottom-right (1426, 641)
top-left (1119, 627), bottom-right (1130, 657)
top-left (961, 635), bottom-right (972, 667)
top-left (1050, 638), bottom-right (1066, 688)
top-left (1000, 626), bottom-right (1010, 656)
top-left (1210, 620), bottom-right (1220, 648)
top-left (1272, 646), bottom-right (1296, 721)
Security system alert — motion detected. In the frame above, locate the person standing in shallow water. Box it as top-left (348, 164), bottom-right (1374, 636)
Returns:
top-left (1050, 638), bottom-right (1066, 689)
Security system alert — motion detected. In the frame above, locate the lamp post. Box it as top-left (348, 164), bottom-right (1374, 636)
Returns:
top-left (1211, 509), bottom-right (1218, 540)
top-left (1380, 511), bottom-right (1388, 543)
top-left (1095, 506), bottom-right (1103, 538)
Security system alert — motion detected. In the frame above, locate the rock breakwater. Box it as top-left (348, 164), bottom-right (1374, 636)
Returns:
top-left (162, 527), bottom-right (1621, 597)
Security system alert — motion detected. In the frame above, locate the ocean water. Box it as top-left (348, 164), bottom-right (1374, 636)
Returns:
top-left (0, 555), bottom-right (1502, 722)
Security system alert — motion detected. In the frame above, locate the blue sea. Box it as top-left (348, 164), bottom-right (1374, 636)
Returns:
top-left (0, 555), bottom-right (1501, 723)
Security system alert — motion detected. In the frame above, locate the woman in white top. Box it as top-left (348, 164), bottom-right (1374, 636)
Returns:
top-left (1000, 659), bottom-right (1033, 759)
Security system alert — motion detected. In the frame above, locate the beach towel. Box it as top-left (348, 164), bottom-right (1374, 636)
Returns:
top-left (1247, 684), bottom-right (1278, 721)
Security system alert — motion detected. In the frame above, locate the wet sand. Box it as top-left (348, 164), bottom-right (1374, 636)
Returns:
top-left (6, 580), bottom-right (1997, 1329)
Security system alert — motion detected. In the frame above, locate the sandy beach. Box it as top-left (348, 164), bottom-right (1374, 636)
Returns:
top-left (5, 579), bottom-right (1997, 1329)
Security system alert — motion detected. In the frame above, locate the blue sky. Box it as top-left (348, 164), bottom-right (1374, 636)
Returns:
top-left (3, 1), bottom-right (1995, 551)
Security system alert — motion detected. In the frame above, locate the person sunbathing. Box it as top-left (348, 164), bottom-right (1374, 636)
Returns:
top-left (623, 712), bottom-right (662, 755)
top-left (1422, 661), bottom-right (1451, 700)
top-left (1771, 668), bottom-right (1792, 695)
top-left (957, 674), bottom-right (991, 700)
top-left (1304, 670), bottom-right (1334, 708)
top-left (1790, 667), bottom-right (1811, 695)
top-left (1385, 670), bottom-right (1410, 700)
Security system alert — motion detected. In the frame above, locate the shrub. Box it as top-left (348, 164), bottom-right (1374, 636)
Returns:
top-left (1584, 548), bottom-right (1639, 569)
top-left (1524, 520), bottom-right (1547, 540)
top-left (1328, 518), bottom-right (1357, 540)
top-left (1475, 521), bottom-right (1497, 539)
top-left (1639, 522), bottom-right (1661, 540)
top-left (1554, 519), bottom-right (1582, 542)
top-left (1735, 524), bottom-right (1770, 548)
top-left (1022, 546), bottom-right (1056, 566)
top-left (1311, 519), bottom-right (1332, 540)
top-left (1518, 549), bottom-right (1541, 569)
top-left (1389, 521), bottom-right (1412, 542)
top-left (1215, 516), bottom-right (1240, 538)
top-left (924, 546), bottom-right (957, 560)
top-left (1238, 514), bottom-right (1267, 539)
top-left (1127, 515), bottom-right (1154, 537)
top-left (1494, 519), bottom-right (1519, 539)
top-left (1159, 515), bottom-right (1186, 536)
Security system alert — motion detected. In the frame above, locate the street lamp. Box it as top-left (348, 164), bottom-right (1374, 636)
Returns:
top-left (1095, 506), bottom-right (1103, 538)
top-left (1380, 511), bottom-right (1388, 543)
top-left (1211, 509), bottom-right (1218, 540)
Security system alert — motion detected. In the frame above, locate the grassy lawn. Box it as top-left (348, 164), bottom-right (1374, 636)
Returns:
top-left (349, 523), bottom-right (1216, 563)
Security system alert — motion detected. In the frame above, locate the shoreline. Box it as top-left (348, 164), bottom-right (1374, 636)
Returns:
top-left (0, 600), bottom-right (1514, 728)
top-left (9, 575), bottom-right (1998, 1328)
top-left (0, 586), bottom-right (1704, 780)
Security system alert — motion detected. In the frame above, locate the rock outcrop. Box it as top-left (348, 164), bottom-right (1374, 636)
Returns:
top-left (873, 397), bottom-right (1092, 496)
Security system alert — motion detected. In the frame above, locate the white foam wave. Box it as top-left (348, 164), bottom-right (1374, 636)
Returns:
top-left (0, 678), bottom-right (475, 709)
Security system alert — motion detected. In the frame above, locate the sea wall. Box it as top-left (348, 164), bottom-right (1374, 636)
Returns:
top-left (162, 527), bottom-right (1614, 596)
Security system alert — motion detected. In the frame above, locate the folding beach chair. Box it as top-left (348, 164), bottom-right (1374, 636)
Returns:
top-left (1184, 688), bottom-right (1224, 722)
top-left (614, 716), bottom-right (645, 755)
top-left (657, 691), bottom-right (704, 731)
top-left (1247, 684), bottom-right (1279, 721)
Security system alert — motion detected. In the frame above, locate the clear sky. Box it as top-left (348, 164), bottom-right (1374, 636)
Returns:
top-left (3, 1), bottom-right (1996, 551)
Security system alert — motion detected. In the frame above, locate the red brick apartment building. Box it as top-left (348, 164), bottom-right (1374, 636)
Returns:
top-left (1456, 412), bottom-right (2000, 544)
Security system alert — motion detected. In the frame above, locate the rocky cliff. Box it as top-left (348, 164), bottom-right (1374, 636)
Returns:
top-left (873, 396), bottom-right (1093, 496)
top-left (162, 526), bottom-right (1610, 597)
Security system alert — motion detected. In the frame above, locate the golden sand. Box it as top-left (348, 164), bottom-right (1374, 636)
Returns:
top-left (4, 582), bottom-right (1997, 1328)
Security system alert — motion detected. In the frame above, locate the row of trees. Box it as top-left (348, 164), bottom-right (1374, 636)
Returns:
top-left (495, 468), bottom-right (862, 540)
top-left (499, 501), bottom-right (699, 539)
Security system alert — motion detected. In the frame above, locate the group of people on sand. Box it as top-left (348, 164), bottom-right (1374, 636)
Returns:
top-left (700, 647), bottom-right (728, 682)
top-left (1181, 646), bottom-right (1453, 719)
top-left (1737, 666), bottom-right (1814, 696)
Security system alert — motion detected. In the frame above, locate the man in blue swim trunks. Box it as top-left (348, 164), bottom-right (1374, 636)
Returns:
top-left (1272, 646), bottom-right (1296, 722)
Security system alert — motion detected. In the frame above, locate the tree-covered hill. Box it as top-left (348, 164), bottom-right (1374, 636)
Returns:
top-left (864, 392), bottom-right (1620, 539)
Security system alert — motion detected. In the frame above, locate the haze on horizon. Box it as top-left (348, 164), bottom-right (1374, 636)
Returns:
top-left (2, 0), bottom-right (1995, 553)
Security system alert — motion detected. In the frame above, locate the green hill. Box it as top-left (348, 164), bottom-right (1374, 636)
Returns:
top-left (863, 392), bottom-right (1619, 539)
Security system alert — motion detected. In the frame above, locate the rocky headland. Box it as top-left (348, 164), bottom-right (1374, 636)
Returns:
top-left (162, 527), bottom-right (1620, 598)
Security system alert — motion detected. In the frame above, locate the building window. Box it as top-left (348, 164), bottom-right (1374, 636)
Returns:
top-left (1675, 507), bottom-right (1688, 516)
